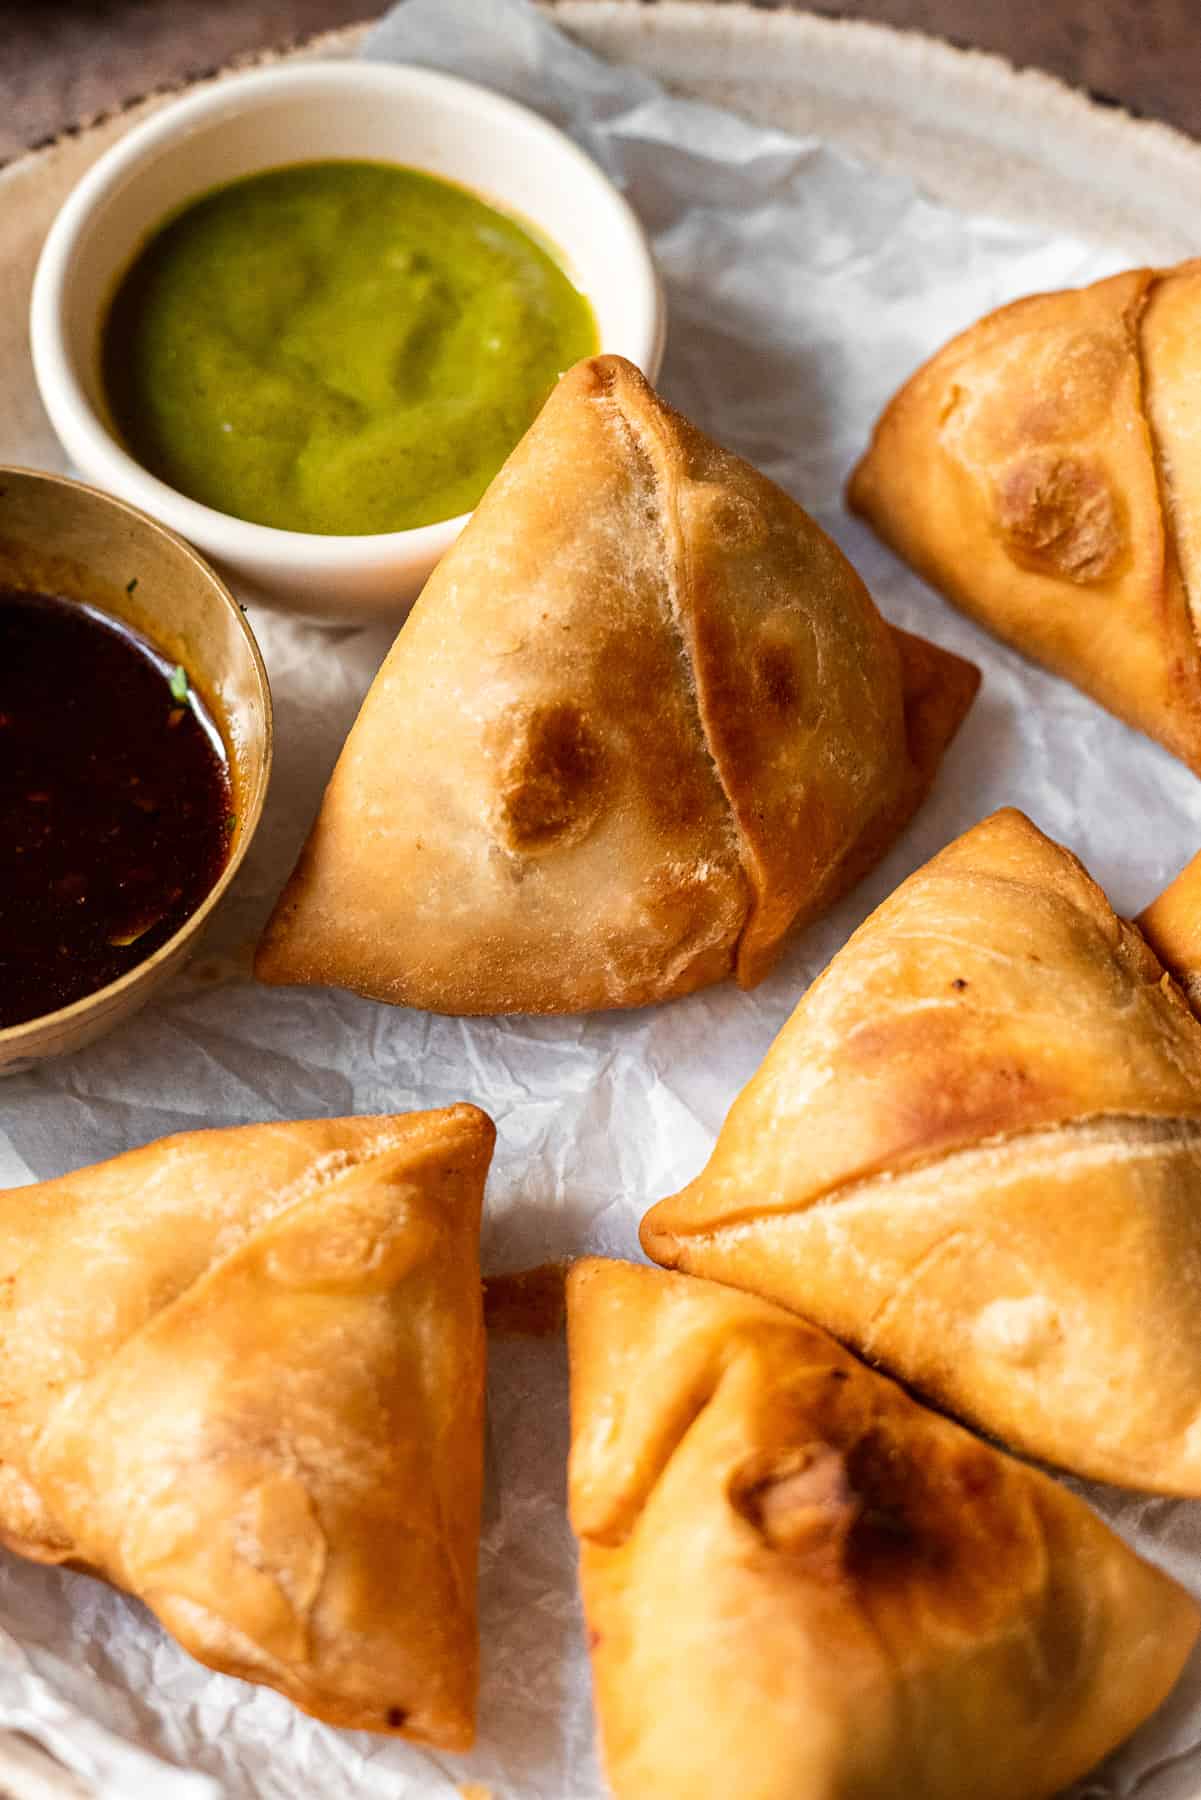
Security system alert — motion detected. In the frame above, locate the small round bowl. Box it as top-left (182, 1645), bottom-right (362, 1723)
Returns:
top-left (0, 468), bottom-right (272, 1076)
top-left (30, 60), bottom-right (666, 623)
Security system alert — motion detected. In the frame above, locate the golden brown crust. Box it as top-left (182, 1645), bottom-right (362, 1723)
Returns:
top-left (568, 1260), bottom-right (1199, 1800)
top-left (1140, 845), bottom-right (1201, 1014)
top-left (0, 1107), bottom-right (493, 1747)
top-left (815, 623), bottom-right (982, 932)
top-left (647, 808), bottom-right (1201, 1229)
top-left (257, 356), bottom-right (977, 1013)
top-left (1143, 261), bottom-right (1201, 644)
top-left (849, 263), bottom-right (1201, 772)
top-left (642, 809), bottom-right (1201, 1493)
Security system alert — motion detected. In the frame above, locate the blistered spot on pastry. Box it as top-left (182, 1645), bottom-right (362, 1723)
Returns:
top-left (973, 1295), bottom-right (1062, 1366)
top-left (838, 1004), bottom-right (1046, 1151)
top-left (264, 1192), bottom-right (439, 1292)
top-left (492, 702), bottom-right (607, 853)
top-left (954, 330), bottom-right (1127, 462)
top-left (631, 856), bottom-right (744, 975)
top-left (236, 1473), bottom-right (327, 1633)
top-left (729, 1426), bottom-right (1004, 1592)
top-left (1016, 331), bottom-right (1127, 444)
top-left (0, 1467), bottom-right (74, 1563)
top-left (730, 1444), bottom-right (855, 1567)
top-left (993, 451), bottom-right (1124, 582)
top-left (840, 1429), bottom-right (924, 1579)
top-left (837, 1425), bottom-right (1018, 1612)
top-left (753, 634), bottom-right (804, 717)
top-left (151, 1472), bottom-right (329, 1667)
top-left (685, 481), bottom-right (766, 550)
top-left (938, 382), bottom-right (964, 428)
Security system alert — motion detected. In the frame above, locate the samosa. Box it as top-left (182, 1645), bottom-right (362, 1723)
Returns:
top-left (257, 355), bottom-right (978, 1014)
top-left (643, 808), bottom-right (1201, 1493)
top-left (849, 260), bottom-right (1201, 772)
top-left (0, 1106), bottom-right (493, 1747)
top-left (568, 1259), bottom-right (1198, 1800)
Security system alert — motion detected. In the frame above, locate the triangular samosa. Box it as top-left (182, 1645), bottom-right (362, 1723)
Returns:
top-left (568, 1259), bottom-right (1198, 1800)
top-left (0, 1106), bottom-right (493, 1747)
top-left (849, 261), bottom-right (1201, 772)
top-left (642, 808), bottom-right (1201, 1493)
top-left (257, 355), bottom-right (978, 1014)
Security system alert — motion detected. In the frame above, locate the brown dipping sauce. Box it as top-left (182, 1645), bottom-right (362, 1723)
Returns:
top-left (1, 588), bottom-right (233, 1030)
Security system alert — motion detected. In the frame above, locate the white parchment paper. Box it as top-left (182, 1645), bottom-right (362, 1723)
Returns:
top-left (3, 2), bottom-right (1201, 1794)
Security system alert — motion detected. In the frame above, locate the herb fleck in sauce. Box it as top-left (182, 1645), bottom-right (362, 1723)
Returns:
top-left (0, 590), bottom-right (232, 1029)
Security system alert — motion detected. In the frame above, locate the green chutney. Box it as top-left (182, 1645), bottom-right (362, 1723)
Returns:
top-left (102, 160), bottom-right (599, 535)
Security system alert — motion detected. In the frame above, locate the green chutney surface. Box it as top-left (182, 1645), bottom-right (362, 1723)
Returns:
top-left (102, 160), bottom-right (599, 535)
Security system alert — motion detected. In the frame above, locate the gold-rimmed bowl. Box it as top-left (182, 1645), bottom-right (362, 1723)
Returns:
top-left (0, 468), bottom-right (272, 1075)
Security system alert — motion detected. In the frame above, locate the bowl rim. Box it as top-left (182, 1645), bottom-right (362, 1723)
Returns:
top-left (0, 464), bottom-right (274, 1051)
top-left (29, 57), bottom-right (667, 573)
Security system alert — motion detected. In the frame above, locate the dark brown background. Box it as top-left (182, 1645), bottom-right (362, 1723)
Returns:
top-left (2, 0), bottom-right (1198, 162)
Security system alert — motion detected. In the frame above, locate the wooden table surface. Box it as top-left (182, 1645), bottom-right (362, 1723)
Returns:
top-left (2, 0), bottom-right (1198, 164)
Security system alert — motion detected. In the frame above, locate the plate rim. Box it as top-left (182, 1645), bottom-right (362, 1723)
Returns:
top-left (4, 0), bottom-right (1200, 191)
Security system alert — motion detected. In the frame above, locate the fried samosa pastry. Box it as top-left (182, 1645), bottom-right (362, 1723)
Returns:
top-left (257, 355), bottom-right (978, 1014)
top-left (849, 261), bottom-right (1201, 771)
top-left (568, 1260), bottom-right (1199, 1800)
top-left (1140, 840), bottom-right (1201, 1014)
top-left (643, 807), bottom-right (1201, 1494)
top-left (0, 1106), bottom-right (493, 1747)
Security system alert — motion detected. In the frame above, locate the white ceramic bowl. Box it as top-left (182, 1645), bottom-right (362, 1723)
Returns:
top-left (30, 60), bottom-right (665, 623)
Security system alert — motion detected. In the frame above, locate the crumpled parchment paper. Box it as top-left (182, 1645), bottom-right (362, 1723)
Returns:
top-left (2, 2), bottom-right (1201, 1795)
